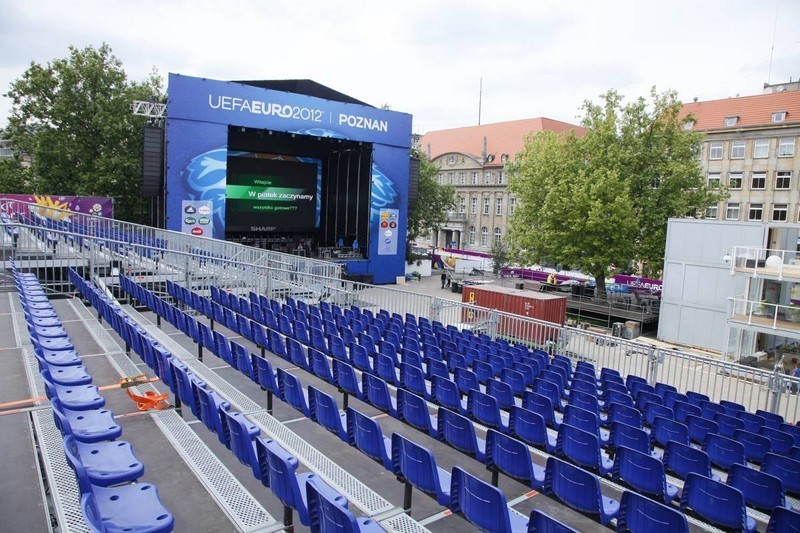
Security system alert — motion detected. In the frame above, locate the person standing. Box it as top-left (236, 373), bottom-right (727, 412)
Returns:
top-left (441, 269), bottom-right (447, 289)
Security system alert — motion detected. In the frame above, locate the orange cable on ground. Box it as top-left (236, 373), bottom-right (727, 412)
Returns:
top-left (0, 376), bottom-right (163, 412)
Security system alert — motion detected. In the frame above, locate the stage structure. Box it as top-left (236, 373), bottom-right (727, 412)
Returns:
top-left (165, 74), bottom-right (413, 284)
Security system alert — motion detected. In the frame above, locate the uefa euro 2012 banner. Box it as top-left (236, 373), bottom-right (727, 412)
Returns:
top-left (0, 194), bottom-right (114, 220)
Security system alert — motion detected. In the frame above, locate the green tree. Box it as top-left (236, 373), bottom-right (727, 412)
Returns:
top-left (406, 151), bottom-right (457, 243)
top-left (490, 237), bottom-right (510, 274)
top-left (508, 88), bottom-right (717, 297)
top-left (3, 44), bottom-right (163, 222)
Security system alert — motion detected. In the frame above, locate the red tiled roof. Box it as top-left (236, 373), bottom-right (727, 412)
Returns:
top-left (419, 118), bottom-right (585, 162)
top-left (681, 90), bottom-right (800, 131)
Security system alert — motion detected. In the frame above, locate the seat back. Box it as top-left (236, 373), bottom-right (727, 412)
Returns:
top-left (663, 440), bottom-right (712, 480)
top-left (704, 433), bottom-right (745, 471)
top-left (363, 373), bottom-right (394, 414)
top-left (733, 429), bottom-right (772, 464)
top-left (485, 429), bottom-right (535, 485)
top-left (391, 433), bottom-right (445, 497)
top-left (309, 348), bottom-right (334, 384)
top-left (449, 466), bottom-right (514, 533)
top-left (609, 421), bottom-right (651, 455)
top-left (608, 402), bottom-right (642, 429)
top-left (673, 400), bottom-right (702, 424)
top-left (686, 415), bottom-right (718, 444)
top-left (308, 386), bottom-right (345, 439)
top-left (766, 506), bottom-right (800, 533)
top-left (556, 423), bottom-right (601, 471)
top-left (617, 490), bottom-right (689, 533)
top-left (432, 376), bottom-right (462, 412)
top-left (221, 411), bottom-right (260, 474)
top-left (257, 438), bottom-right (304, 512)
top-left (727, 462), bottom-right (785, 513)
top-left (437, 407), bottom-right (480, 459)
top-left (761, 452), bottom-right (800, 496)
top-left (527, 509), bottom-right (579, 533)
top-left (345, 407), bottom-right (389, 465)
top-left (486, 378), bottom-right (515, 410)
top-left (543, 457), bottom-right (601, 516)
top-left (715, 413), bottom-right (745, 438)
top-left (563, 405), bottom-right (600, 437)
top-left (522, 391), bottom-right (557, 427)
top-left (680, 473), bottom-right (749, 530)
top-left (467, 389), bottom-right (502, 429)
top-left (397, 389), bottom-right (433, 434)
top-left (612, 446), bottom-right (668, 499)
top-left (509, 406), bottom-right (550, 450)
top-left (643, 403), bottom-right (674, 427)
top-left (761, 426), bottom-right (795, 455)
top-left (651, 416), bottom-right (689, 448)
top-left (333, 360), bottom-right (361, 397)
top-left (306, 476), bottom-right (364, 533)
top-left (195, 386), bottom-right (231, 438)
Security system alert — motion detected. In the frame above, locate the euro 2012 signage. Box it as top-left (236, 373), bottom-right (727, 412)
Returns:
top-left (181, 200), bottom-right (213, 237)
top-left (207, 95), bottom-right (389, 133)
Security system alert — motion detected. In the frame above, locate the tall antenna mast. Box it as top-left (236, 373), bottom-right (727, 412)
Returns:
top-left (767, 0), bottom-right (780, 83)
top-left (478, 77), bottom-right (483, 125)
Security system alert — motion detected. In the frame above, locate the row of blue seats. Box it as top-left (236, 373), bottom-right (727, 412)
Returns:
top-left (130, 276), bottom-right (785, 531)
top-left (169, 277), bottom-right (800, 509)
top-left (137, 276), bottom-right (666, 531)
top-left (35, 213), bottom-right (167, 257)
top-left (17, 264), bottom-right (174, 533)
top-left (86, 271), bottom-right (391, 532)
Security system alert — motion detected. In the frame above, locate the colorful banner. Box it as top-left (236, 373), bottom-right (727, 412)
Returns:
top-left (0, 194), bottom-right (113, 219)
top-left (377, 208), bottom-right (399, 255)
top-left (181, 200), bottom-right (213, 237)
top-left (612, 274), bottom-right (663, 295)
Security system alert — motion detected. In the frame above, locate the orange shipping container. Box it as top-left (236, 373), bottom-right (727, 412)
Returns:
top-left (461, 284), bottom-right (567, 344)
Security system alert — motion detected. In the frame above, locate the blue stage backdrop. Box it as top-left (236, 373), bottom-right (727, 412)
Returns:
top-left (165, 73), bottom-right (413, 284)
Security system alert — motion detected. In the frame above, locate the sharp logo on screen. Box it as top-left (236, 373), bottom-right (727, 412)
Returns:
top-left (251, 226), bottom-right (276, 232)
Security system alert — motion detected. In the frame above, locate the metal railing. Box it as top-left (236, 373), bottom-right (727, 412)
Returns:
top-left (3, 216), bottom-right (798, 423)
top-left (730, 245), bottom-right (800, 279)
top-left (729, 296), bottom-right (800, 330)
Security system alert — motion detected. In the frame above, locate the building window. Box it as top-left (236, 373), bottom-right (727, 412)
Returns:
top-left (483, 198), bottom-right (490, 215)
top-left (729, 173), bottom-right (742, 190)
top-left (459, 196), bottom-right (466, 213)
top-left (438, 173), bottom-right (444, 185)
top-left (471, 197), bottom-right (477, 214)
top-left (726, 202), bottom-right (740, 220)
top-left (730, 141), bottom-right (745, 159)
top-left (459, 172), bottom-right (466, 185)
top-left (480, 227), bottom-right (488, 246)
top-left (725, 116), bottom-right (739, 127)
top-left (494, 227), bottom-right (502, 243)
top-left (751, 172), bottom-right (766, 190)
top-left (468, 226), bottom-right (476, 245)
top-left (778, 138), bottom-right (795, 157)
top-left (753, 139), bottom-right (770, 158)
top-left (773, 204), bottom-right (788, 222)
top-left (748, 203), bottom-right (763, 221)
top-left (495, 197), bottom-right (503, 215)
top-left (776, 171), bottom-right (792, 190)
top-left (448, 173), bottom-right (454, 185)
top-left (707, 173), bottom-right (720, 188)
top-left (485, 171), bottom-right (493, 185)
top-left (497, 171), bottom-right (505, 185)
top-left (708, 141), bottom-right (723, 160)
top-left (471, 172), bottom-right (478, 185)
top-left (684, 120), bottom-right (695, 130)
top-left (772, 111), bottom-right (787, 123)
top-left (509, 197), bottom-right (517, 215)
top-left (705, 205), bottom-right (718, 219)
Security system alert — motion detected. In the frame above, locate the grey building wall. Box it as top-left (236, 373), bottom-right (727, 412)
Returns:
top-left (658, 219), bottom-right (766, 352)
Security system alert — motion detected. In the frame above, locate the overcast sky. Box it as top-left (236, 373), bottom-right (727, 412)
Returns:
top-left (1, 0), bottom-right (798, 134)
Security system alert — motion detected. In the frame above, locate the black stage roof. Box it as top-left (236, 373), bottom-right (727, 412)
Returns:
top-left (235, 79), bottom-right (372, 107)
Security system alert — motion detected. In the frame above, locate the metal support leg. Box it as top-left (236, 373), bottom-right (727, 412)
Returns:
top-left (403, 481), bottom-right (413, 513)
top-left (267, 391), bottom-right (273, 414)
top-left (490, 469), bottom-right (499, 487)
top-left (283, 506), bottom-right (293, 531)
top-left (198, 345), bottom-right (203, 362)
top-left (342, 392), bottom-right (349, 410)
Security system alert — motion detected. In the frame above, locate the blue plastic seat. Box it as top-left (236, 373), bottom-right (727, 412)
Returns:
top-left (727, 462), bottom-right (787, 513)
top-left (33, 344), bottom-right (81, 366)
top-left (468, 389), bottom-right (509, 432)
top-left (308, 386), bottom-right (347, 441)
top-left (374, 354), bottom-right (398, 385)
top-left (686, 391), bottom-right (710, 406)
top-left (605, 402), bottom-right (642, 430)
top-left (362, 373), bottom-right (397, 417)
top-left (42, 376), bottom-right (105, 411)
top-left (454, 367), bottom-right (480, 394)
top-left (400, 363), bottom-right (432, 400)
top-left (616, 490), bottom-right (689, 533)
top-left (171, 360), bottom-right (204, 418)
top-left (563, 405), bottom-right (607, 445)
top-left (397, 389), bottom-right (437, 438)
top-left (609, 421), bottom-right (651, 456)
top-left (487, 378), bottom-right (516, 410)
top-left (543, 457), bottom-right (619, 526)
top-left (650, 416), bottom-right (689, 449)
top-left (437, 407), bottom-right (486, 463)
top-left (779, 423), bottom-right (800, 447)
top-left (40, 363), bottom-right (92, 386)
top-left (391, 433), bottom-right (451, 507)
top-left (252, 353), bottom-right (279, 396)
top-left (603, 389), bottom-right (634, 409)
top-left (567, 390), bottom-right (605, 423)
top-left (333, 360), bottom-right (365, 401)
top-left (663, 440), bottom-right (718, 481)
top-left (612, 446), bottom-right (679, 504)
top-left (278, 368), bottom-right (311, 418)
top-left (65, 449), bottom-right (174, 533)
top-left (485, 429), bottom-right (545, 491)
top-left (194, 385), bottom-right (231, 440)
top-left (736, 411), bottom-right (766, 433)
top-left (733, 429), bottom-right (773, 464)
top-left (762, 452), bottom-right (800, 497)
top-left (286, 338), bottom-right (310, 371)
top-left (499, 369), bottom-right (527, 398)
top-left (761, 426), bottom-right (795, 455)
top-left (256, 437), bottom-right (342, 528)
top-left (556, 423), bottom-right (612, 476)
top-left (704, 433), bottom-right (746, 471)
top-left (643, 403), bottom-right (674, 427)
top-left (449, 466), bottom-right (529, 532)
top-left (534, 378), bottom-right (565, 412)
top-left (715, 413), bottom-right (746, 438)
top-left (526, 509), bottom-right (578, 533)
top-left (63, 435), bottom-right (143, 487)
top-left (345, 408), bottom-right (392, 470)
top-left (680, 473), bottom-right (756, 532)
top-left (686, 415), bottom-right (718, 444)
top-left (766, 506), bottom-right (800, 533)
top-left (509, 406), bottom-right (556, 454)
top-left (522, 391), bottom-right (560, 429)
top-left (432, 376), bottom-right (466, 414)
top-left (306, 476), bottom-right (384, 532)
top-left (672, 400), bottom-right (702, 424)
top-left (221, 410), bottom-right (261, 479)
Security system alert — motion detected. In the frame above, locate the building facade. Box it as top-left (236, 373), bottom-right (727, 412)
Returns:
top-left (683, 88), bottom-right (800, 225)
top-left (417, 118), bottom-right (584, 252)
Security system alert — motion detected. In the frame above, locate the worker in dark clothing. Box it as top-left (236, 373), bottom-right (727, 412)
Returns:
top-left (441, 269), bottom-right (447, 289)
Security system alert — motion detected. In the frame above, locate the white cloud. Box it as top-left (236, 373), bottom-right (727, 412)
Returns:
top-left (0, 0), bottom-right (798, 133)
